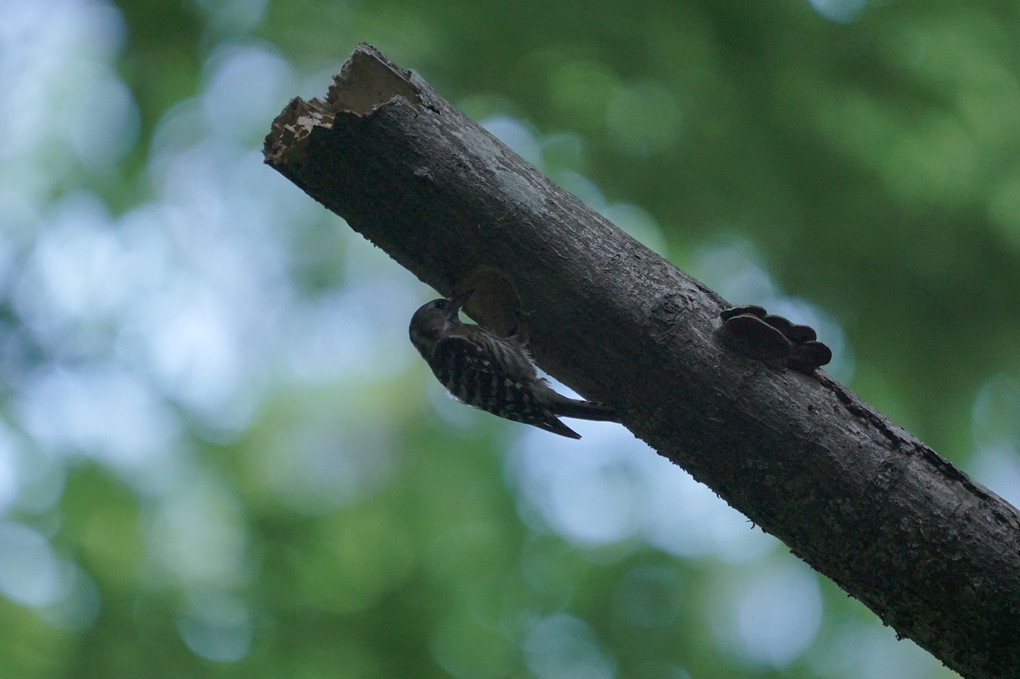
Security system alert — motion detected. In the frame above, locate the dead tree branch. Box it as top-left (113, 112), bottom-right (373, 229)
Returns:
top-left (263, 44), bottom-right (1020, 679)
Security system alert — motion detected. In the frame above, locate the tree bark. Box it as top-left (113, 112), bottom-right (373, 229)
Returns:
top-left (263, 43), bottom-right (1020, 679)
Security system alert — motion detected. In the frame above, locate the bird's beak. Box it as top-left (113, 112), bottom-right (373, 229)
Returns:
top-left (449, 289), bottom-right (474, 317)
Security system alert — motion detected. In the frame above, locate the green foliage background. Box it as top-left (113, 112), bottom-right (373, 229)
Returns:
top-left (2, 0), bottom-right (1019, 677)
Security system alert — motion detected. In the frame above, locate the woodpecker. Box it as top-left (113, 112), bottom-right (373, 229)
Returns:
top-left (409, 290), bottom-right (618, 439)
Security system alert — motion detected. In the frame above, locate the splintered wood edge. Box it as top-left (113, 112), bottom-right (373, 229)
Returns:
top-left (263, 44), bottom-right (422, 162)
top-left (326, 43), bottom-right (421, 114)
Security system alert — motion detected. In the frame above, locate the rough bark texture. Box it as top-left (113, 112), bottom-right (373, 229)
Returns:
top-left (264, 44), bottom-right (1020, 679)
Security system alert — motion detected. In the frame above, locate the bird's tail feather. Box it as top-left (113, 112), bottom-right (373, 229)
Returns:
top-left (551, 397), bottom-right (619, 422)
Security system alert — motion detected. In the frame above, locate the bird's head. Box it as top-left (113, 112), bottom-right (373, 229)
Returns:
top-left (408, 289), bottom-right (473, 359)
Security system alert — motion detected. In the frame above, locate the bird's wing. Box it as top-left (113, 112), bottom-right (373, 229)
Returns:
top-left (431, 336), bottom-right (581, 439)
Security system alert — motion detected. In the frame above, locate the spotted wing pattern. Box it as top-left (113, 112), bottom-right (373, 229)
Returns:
top-left (430, 335), bottom-right (581, 439)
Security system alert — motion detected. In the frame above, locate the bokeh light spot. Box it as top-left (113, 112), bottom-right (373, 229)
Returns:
top-left (0, 521), bottom-right (71, 607)
top-left (523, 613), bottom-right (615, 679)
